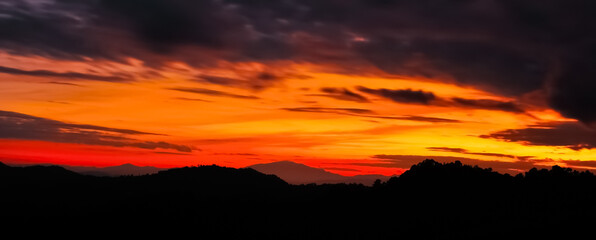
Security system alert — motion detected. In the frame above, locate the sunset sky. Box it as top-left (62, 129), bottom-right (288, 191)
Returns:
top-left (1, 0), bottom-right (596, 176)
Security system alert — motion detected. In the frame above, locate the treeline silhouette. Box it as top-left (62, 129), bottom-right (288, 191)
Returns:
top-left (2, 160), bottom-right (596, 239)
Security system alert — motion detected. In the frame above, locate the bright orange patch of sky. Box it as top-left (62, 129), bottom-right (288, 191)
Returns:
top-left (1, 52), bottom-right (594, 176)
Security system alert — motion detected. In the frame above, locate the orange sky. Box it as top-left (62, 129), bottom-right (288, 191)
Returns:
top-left (1, 52), bottom-right (595, 176)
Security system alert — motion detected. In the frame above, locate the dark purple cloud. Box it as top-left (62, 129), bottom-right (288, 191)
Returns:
top-left (195, 72), bottom-right (284, 91)
top-left (308, 87), bottom-right (369, 103)
top-left (281, 107), bottom-right (460, 123)
top-left (357, 86), bottom-right (436, 105)
top-left (282, 107), bottom-right (374, 115)
top-left (372, 115), bottom-right (460, 123)
top-left (357, 86), bottom-right (528, 113)
top-left (427, 147), bottom-right (532, 160)
top-left (168, 87), bottom-right (260, 99)
top-left (547, 53), bottom-right (596, 124)
top-left (0, 110), bottom-right (193, 152)
top-left (451, 98), bottom-right (526, 113)
top-left (1, 0), bottom-right (595, 123)
top-left (0, 65), bottom-right (130, 82)
top-left (45, 81), bottom-right (84, 86)
top-left (196, 75), bottom-right (244, 86)
top-left (480, 122), bottom-right (596, 150)
top-left (173, 97), bottom-right (212, 103)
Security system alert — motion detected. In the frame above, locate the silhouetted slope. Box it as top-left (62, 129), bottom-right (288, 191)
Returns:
top-left (370, 159), bottom-right (596, 239)
top-left (64, 163), bottom-right (166, 176)
top-left (248, 160), bottom-right (391, 185)
top-left (149, 165), bottom-right (288, 190)
top-left (249, 161), bottom-right (345, 184)
top-left (0, 164), bottom-right (81, 179)
top-left (2, 160), bottom-right (596, 239)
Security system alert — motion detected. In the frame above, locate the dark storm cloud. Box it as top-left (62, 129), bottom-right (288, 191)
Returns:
top-left (0, 0), bottom-right (245, 62)
top-left (1, 0), bottom-right (595, 123)
top-left (0, 110), bottom-right (193, 152)
top-left (480, 122), bottom-right (596, 150)
top-left (0, 65), bottom-right (130, 82)
top-left (168, 87), bottom-right (260, 99)
top-left (0, 0), bottom-right (105, 60)
top-left (355, 38), bottom-right (548, 96)
top-left (547, 51), bottom-right (596, 124)
top-left (97, 0), bottom-right (230, 49)
top-left (243, 36), bottom-right (294, 60)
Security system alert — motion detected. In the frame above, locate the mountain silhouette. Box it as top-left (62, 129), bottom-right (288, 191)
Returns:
top-left (0, 163), bottom-right (81, 179)
top-left (64, 163), bottom-right (166, 176)
top-left (248, 160), bottom-right (391, 185)
top-left (2, 159), bottom-right (596, 239)
top-left (150, 164), bottom-right (288, 190)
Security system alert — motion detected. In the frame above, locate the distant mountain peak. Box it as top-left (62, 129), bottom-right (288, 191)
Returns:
top-left (255, 160), bottom-right (308, 167)
top-left (248, 161), bottom-right (390, 185)
top-left (64, 163), bottom-right (166, 177)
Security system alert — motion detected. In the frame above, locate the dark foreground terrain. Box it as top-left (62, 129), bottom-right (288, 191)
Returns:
top-left (2, 159), bottom-right (596, 239)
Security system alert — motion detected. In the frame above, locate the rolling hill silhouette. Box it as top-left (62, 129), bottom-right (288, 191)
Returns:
top-left (5, 162), bottom-right (167, 176)
top-left (64, 163), bottom-right (166, 176)
top-left (0, 162), bottom-right (82, 179)
top-left (248, 160), bottom-right (391, 185)
top-left (2, 159), bottom-right (595, 239)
